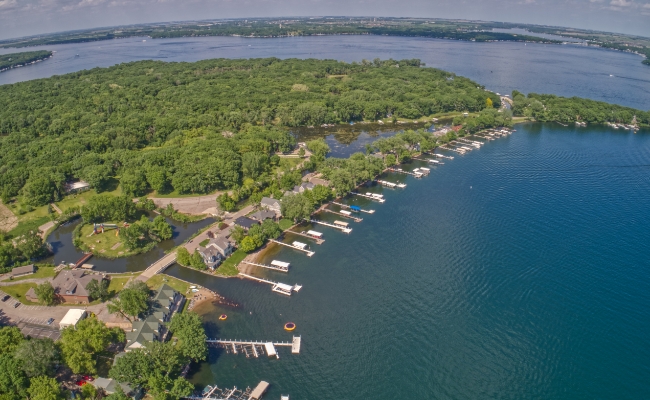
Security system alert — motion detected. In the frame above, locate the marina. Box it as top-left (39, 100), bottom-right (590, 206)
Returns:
top-left (268, 239), bottom-right (315, 257)
top-left (241, 260), bottom-right (289, 273)
top-left (322, 208), bottom-right (363, 222)
top-left (308, 219), bottom-right (353, 233)
top-left (331, 202), bottom-right (375, 214)
top-left (238, 273), bottom-right (302, 296)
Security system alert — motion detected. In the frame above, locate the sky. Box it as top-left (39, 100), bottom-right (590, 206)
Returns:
top-left (0, 0), bottom-right (648, 41)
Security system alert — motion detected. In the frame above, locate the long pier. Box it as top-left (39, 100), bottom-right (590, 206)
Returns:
top-left (206, 336), bottom-right (301, 358)
top-left (308, 219), bottom-right (352, 233)
top-left (351, 192), bottom-right (385, 203)
top-left (241, 261), bottom-right (288, 272)
top-left (239, 273), bottom-right (302, 295)
top-left (323, 208), bottom-right (363, 222)
top-left (457, 138), bottom-right (482, 147)
top-left (427, 152), bottom-right (454, 160)
top-left (185, 385), bottom-right (253, 400)
top-left (389, 168), bottom-right (423, 178)
top-left (376, 179), bottom-right (406, 189)
top-left (331, 201), bottom-right (375, 214)
top-left (440, 145), bottom-right (465, 154)
top-left (268, 239), bottom-right (315, 256)
top-left (284, 230), bottom-right (325, 244)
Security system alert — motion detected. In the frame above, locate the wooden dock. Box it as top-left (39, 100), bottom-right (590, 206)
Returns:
top-left (268, 239), bottom-right (315, 256)
top-left (241, 261), bottom-right (288, 272)
top-left (285, 230), bottom-right (325, 244)
top-left (239, 273), bottom-right (302, 295)
top-left (186, 385), bottom-right (253, 400)
top-left (427, 152), bottom-right (454, 160)
top-left (351, 192), bottom-right (385, 203)
top-left (376, 179), bottom-right (406, 189)
top-left (331, 201), bottom-right (375, 214)
top-left (207, 336), bottom-right (301, 358)
top-left (388, 168), bottom-right (423, 178)
top-left (323, 208), bottom-right (363, 222)
top-left (308, 219), bottom-right (352, 233)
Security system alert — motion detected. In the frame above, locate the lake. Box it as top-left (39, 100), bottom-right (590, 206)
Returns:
top-left (0, 35), bottom-right (649, 110)
top-left (167, 123), bottom-right (650, 399)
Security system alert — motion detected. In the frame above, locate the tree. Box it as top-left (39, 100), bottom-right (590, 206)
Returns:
top-left (0, 354), bottom-right (28, 399)
top-left (486, 97), bottom-right (494, 108)
top-left (60, 317), bottom-right (123, 374)
top-left (176, 247), bottom-right (191, 267)
top-left (85, 278), bottom-right (110, 302)
top-left (34, 282), bottom-right (56, 305)
top-left (238, 236), bottom-right (259, 253)
top-left (107, 281), bottom-right (150, 322)
top-left (80, 383), bottom-right (98, 399)
top-left (385, 154), bottom-right (396, 167)
top-left (217, 193), bottom-right (236, 212)
top-left (0, 326), bottom-right (24, 353)
top-left (281, 193), bottom-right (314, 222)
top-left (14, 338), bottom-right (61, 377)
top-left (15, 231), bottom-right (46, 260)
top-left (168, 312), bottom-right (208, 362)
top-left (152, 216), bottom-right (173, 240)
top-left (120, 170), bottom-right (149, 197)
top-left (311, 184), bottom-right (333, 204)
top-left (189, 251), bottom-right (206, 270)
top-left (27, 376), bottom-right (64, 400)
top-left (104, 385), bottom-right (130, 400)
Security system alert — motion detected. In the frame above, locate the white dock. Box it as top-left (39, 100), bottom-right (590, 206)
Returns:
top-left (285, 230), bottom-right (325, 244)
top-left (428, 152), bottom-right (454, 160)
top-left (351, 192), bottom-right (385, 203)
top-left (268, 239), bottom-right (315, 257)
top-left (241, 261), bottom-right (288, 272)
top-left (308, 219), bottom-right (352, 233)
top-left (239, 273), bottom-right (302, 295)
top-left (323, 208), bottom-right (363, 222)
top-left (207, 336), bottom-right (301, 359)
top-left (331, 202), bottom-right (375, 214)
top-left (427, 159), bottom-right (444, 165)
top-left (458, 138), bottom-right (482, 147)
top-left (376, 179), bottom-right (406, 188)
top-left (389, 168), bottom-right (423, 178)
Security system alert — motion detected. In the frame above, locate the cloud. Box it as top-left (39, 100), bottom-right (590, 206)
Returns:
top-left (0, 0), bottom-right (19, 11)
top-left (609, 0), bottom-right (634, 6)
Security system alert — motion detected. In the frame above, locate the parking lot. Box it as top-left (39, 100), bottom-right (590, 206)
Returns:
top-left (18, 323), bottom-right (61, 341)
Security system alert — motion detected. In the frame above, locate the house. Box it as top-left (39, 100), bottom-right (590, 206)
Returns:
top-left (234, 216), bottom-right (260, 230)
top-left (292, 182), bottom-right (315, 194)
top-left (309, 177), bottom-right (330, 187)
top-left (125, 284), bottom-right (183, 351)
top-left (25, 270), bottom-right (105, 304)
top-left (250, 210), bottom-right (276, 222)
top-left (64, 180), bottom-right (90, 193)
top-left (93, 377), bottom-right (141, 399)
top-left (10, 264), bottom-right (35, 277)
top-left (260, 197), bottom-right (282, 214)
top-left (59, 309), bottom-right (87, 330)
top-left (197, 237), bottom-right (234, 269)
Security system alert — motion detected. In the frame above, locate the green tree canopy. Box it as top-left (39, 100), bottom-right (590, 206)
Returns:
top-left (34, 281), bottom-right (55, 305)
top-left (60, 316), bottom-right (124, 374)
top-left (107, 280), bottom-right (150, 322)
top-left (14, 338), bottom-right (61, 377)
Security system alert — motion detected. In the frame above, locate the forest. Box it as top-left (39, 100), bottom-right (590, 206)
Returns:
top-left (0, 57), bottom-right (501, 207)
top-left (0, 50), bottom-right (52, 71)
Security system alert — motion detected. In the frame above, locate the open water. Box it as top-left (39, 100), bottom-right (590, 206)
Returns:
top-left (1, 35), bottom-right (649, 110)
top-left (166, 123), bottom-right (650, 399)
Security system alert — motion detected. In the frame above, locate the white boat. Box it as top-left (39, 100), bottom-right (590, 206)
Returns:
top-left (191, 289), bottom-right (199, 293)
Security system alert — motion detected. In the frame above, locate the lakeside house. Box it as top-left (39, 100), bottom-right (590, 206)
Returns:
top-left (260, 197), bottom-right (282, 214)
top-left (196, 238), bottom-right (234, 270)
top-left (292, 182), bottom-right (315, 194)
top-left (26, 270), bottom-right (105, 304)
top-left (125, 284), bottom-right (184, 351)
top-left (234, 216), bottom-right (260, 230)
top-left (9, 264), bottom-right (35, 278)
top-left (250, 209), bottom-right (276, 222)
top-left (92, 378), bottom-right (141, 399)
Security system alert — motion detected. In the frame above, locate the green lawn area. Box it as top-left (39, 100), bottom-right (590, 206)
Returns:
top-left (199, 239), bottom-right (209, 247)
top-left (76, 223), bottom-right (133, 258)
top-left (107, 276), bottom-right (134, 294)
top-left (1, 282), bottom-right (39, 305)
top-left (215, 249), bottom-right (246, 277)
top-left (279, 219), bottom-right (294, 231)
top-left (2, 266), bottom-right (57, 282)
top-left (56, 185), bottom-right (122, 213)
top-left (145, 274), bottom-right (194, 298)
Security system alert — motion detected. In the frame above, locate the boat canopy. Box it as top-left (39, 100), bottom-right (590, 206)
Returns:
top-left (292, 241), bottom-right (307, 249)
top-left (271, 260), bottom-right (290, 268)
top-left (334, 220), bottom-right (349, 227)
top-left (306, 230), bottom-right (323, 238)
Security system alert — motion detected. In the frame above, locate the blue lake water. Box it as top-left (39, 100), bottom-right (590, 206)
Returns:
top-left (168, 123), bottom-right (650, 399)
top-left (0, 35), bottom-right (649, 110)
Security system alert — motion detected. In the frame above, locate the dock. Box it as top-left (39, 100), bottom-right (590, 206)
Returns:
top-left (207, 336), bottom-right (301, 358)
top-left (186, 385), bottom-right (253, 400)
top-left (308, 219), bottom-right (352, 233)
top-left (457, 138), bottom-right (482, 147)
top-left (427, 152), bottom-right (454, 160)
top-left (376, 179), bottom-right (406, 189)
top-left (239, 273), bottom-right (302, 295)
top-left (427, 158), bottom-right (444, 165)
top-left (285, 230), bottom-right (325, 244)
top-left (241, 261), bottom-right (288, 273)
top-left (331, 201), bottom-right (375, 214)
top-left (388, 168), bottom-right (423, 178)
top-left (323, 208), bottom-right (363, 222)
top-left (268, 239), bottom-right (315, 256)
top-left (440, 145), bottom-right (466, 154)
top-left (351, 192), bottom-right (385, 203)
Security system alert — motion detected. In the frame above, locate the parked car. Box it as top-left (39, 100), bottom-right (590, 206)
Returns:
top-left (46, 318), bottom-right (54, 325)
top-left (13, 302), bottom-right (19, 308)
top-left (1, 295), bottom-right (9, 302)
top-left (82, 375), bottom-right (94, 382)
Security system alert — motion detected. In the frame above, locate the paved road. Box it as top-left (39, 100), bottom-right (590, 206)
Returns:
top-left (137, 252), bottom-right (178, 282)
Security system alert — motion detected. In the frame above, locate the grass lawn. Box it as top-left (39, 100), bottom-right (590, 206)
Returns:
top-left (199, 239), bottom-right (209, 247)
top-left (2, 266), bottom-right (57, 282)
top-left (76, 223), bottom-right (135, 258)
top-left (107, 276), bottom-right (134, 294)
top-left (145, 274), bottom-right (194, 298)
top-left (215, 249), bottom-right (246, 277)
top-left (279, 219), bottom-right (294, 231)
top-left (1, 282), bottom-right (39, 305)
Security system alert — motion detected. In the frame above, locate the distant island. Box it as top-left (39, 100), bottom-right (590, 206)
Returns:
top-left (0, 17), bottom-right (648, 66)
top-left (0, 50), bottom-right (52, 72)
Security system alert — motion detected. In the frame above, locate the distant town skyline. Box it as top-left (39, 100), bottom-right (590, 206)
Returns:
top-left (0, 0), bottom-right (649, 41)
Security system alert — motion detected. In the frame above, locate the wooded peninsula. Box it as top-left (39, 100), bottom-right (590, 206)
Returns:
top-left (0, 50), bottom-right (52, 72)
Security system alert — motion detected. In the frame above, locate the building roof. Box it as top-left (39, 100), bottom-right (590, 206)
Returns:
top-left (207, 238), bottom-right (231, 254)
top-left (59, 309), bottom-right (86, 328)
top-left (126, 320), bottom-right (159, 349)
top-left (250, 210), bottom-right (276, 221)
top-left (292, 182), bottom-right (315, 193)
top-left (51, 270), bottom-right (104, 298)
top-left (260, 197), bottom-right (281, 209)
top-left (10, 264), bottom-right (35, 276)
top-left (234, 216), bottom-right (259, 229)
top-left (93, 377), bottom-right (134, 395)
top-left (64, 180), bottom-right (90, 192)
